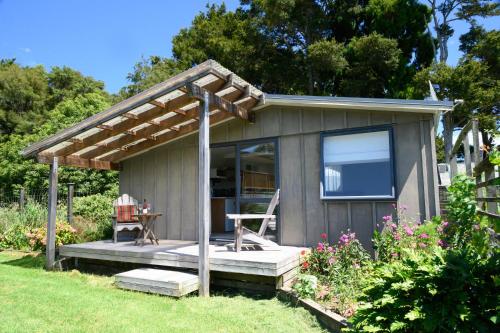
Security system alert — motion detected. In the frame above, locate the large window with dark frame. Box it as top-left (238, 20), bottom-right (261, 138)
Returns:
top-left (320, 126), bottom-right (395, 199)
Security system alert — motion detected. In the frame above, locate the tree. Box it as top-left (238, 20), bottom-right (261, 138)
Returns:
top-left (118, 56), bottom-right (185, 99)
top-left (340, 33), bottom-right (402, 97)
top-left (170, 1), bottom-right (435, 97)
top-left (426, 0), bottom-right (499, 63)
top-left (0, 62), bottom-right (48, 135)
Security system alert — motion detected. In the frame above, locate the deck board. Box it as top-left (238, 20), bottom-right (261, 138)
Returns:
top-left (60, 240), bottom-right (303, 277)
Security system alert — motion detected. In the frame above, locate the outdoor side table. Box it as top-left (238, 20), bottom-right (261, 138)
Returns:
top-left (133, 213), bottom-right (162, 246)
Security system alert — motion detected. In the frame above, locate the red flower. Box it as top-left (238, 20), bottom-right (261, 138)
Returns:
top-left (302, 261), bottom-right (310, 269)
top-left (300, 250), bottom-right (306, 256)
top-left (320, 233), bottom-right (327, 240)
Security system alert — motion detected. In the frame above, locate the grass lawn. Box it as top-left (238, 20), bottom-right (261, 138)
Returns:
top-left (0, 251), bottom-right (325, 333)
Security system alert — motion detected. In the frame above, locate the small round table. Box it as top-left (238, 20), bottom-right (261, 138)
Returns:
top-left (133, 213), bottom-right (162, 246)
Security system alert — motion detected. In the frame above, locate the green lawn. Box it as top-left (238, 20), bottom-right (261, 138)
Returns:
top-left (0, 251), bottom-right (325, 333)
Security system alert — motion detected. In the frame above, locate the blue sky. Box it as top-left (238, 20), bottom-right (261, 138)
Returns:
top-left (0, 0), bottom-right (498, 94)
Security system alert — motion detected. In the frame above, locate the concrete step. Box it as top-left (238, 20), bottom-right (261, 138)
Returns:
top-left (115, 268), bottom-right (199, 297)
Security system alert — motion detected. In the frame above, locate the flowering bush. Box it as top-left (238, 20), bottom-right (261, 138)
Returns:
top-left (373, 204), bottom-right (446, 262)
top-left (296, 231), bottom-right (370, 317)
top-left (26, 221), bottom-right (78, 251)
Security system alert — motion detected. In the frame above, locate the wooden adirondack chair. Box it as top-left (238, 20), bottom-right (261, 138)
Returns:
top-left (226, 189), bottom-right (280, 252)
top-left (112, 194), bottom-right (142, 243)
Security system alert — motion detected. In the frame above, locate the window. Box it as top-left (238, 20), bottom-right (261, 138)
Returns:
top-left (321, 126), bottom-right (395, 199)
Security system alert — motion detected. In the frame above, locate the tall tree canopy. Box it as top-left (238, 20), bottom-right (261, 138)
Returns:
top-left (168, 0), bottom-right (435, 97)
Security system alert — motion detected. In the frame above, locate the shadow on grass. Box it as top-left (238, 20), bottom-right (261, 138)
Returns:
top-left (1, 252), bottom-right (45, 269)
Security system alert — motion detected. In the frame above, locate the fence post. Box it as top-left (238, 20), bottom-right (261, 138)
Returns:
top-left (472, 119), bottom-right (482, 199)
top-left (463, 133), bottom-right (472, 176)
top-left (19, 187), bottom-right (25, 211)
top-left (444, 114), bottom-right (457, 180)
top-left (67, 183), bottom-right (74, 225)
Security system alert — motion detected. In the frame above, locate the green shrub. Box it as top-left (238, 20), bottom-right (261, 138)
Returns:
top-left (347, 246), bottom-right (499, 332)
top-left (446, 174), bottom-right (477, 247)
top-left (72, 194), bottom-right (113, 241)
top-left (26, 221), bottom-right (78, 251)
top-left (293, 274), bottom-right (318, 299)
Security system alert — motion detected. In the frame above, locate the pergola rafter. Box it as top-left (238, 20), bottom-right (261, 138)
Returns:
top-left (22, 60), bottom-right (263, 171)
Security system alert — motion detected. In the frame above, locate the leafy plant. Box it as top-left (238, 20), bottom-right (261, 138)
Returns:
top-left (293, 274), bottom-right (318, 299)
top-left (446, 174), bottom-right (478, 247)
top-left (72, 194), bottom-right (114, 241)
top-left (26, 221), bottom-right (78, 251)
top-left (347, 246), bottom-right (499, 332)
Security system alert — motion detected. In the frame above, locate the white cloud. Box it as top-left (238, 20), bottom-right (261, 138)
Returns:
top-left (20, 47), bottom-right (31, 53)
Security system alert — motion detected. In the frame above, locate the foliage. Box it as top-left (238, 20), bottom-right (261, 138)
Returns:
top-left (297, 232), bottom-right (371, 317)
top-left (167, 1), bottom-right (435, 96)
top-left (340, 33), bottom-right (402, 97)
top-left (292, 274), bottom-right (318, 299)
top-left (72, 194), bottom-right (114, 241)
top-left (446, 174), bottom-right (477, 247)
top-left (346, 246), bottom-right (499, 332)
top-left (373, 205), bottom-right (444, 262)
top-left (26, 221), bottom-right (78, 251)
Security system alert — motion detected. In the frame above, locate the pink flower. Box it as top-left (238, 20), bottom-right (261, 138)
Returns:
top-left (441, 221), bottom-right (449, 228)
top-left (393, 233), bottom-right (401, 241)
top-left (320, 232), bottom-right (327, 240)
top-left (316, 242), bottom-right (324, 252)
top-left (302, 261), bottom-right (310, 269)
top-left (328, 257), bottom-right (336, 265)
top-left (382, 215), bottom-right (393, 222)
top-left (300, 250), bottom-right (306, 256)
top-left (419, 233), bottom-right (429, 239)
top-left (418, 242), bottom-right (427, 248)
top-left (438, 239), bottom-right (448, 248)
top-left (391, 252), bottom-right (399, 258)
top-left (403, 225), bottom-right (413, 236)
top-left (327, 246), bottom-right (333, 253)
top-left (339, 234), bottom-right (350, 244)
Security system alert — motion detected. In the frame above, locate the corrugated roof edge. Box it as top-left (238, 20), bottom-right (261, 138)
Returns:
top-left (255, 94), bottom-right (453, 111)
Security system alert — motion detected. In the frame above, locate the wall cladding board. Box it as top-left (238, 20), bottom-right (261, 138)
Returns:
top-left (119, 106), bottom-right (436, 249)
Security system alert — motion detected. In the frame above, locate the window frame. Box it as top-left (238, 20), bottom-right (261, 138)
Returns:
top-left (320, 125), bottom-right (396, 200)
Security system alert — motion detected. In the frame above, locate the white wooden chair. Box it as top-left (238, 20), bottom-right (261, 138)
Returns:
top-left (112, 194), bottom-right (142, 243)
top-left (226, 189), bottom-right (280, 252)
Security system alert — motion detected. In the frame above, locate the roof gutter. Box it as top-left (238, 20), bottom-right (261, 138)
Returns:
top-left (254, 94), bottom-right (454, 114)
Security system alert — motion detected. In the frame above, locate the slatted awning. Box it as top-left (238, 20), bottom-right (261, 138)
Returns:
top-left (21, 60), bottom-right (263, 170)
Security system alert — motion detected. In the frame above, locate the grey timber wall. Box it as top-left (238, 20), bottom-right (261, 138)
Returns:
top-left (120, 105), bottom-right (439, 250)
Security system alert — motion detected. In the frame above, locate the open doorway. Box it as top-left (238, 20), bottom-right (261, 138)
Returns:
top-left (210, 139), bottom-right (279, 241)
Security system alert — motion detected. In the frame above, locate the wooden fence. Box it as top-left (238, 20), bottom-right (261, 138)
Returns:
top-left (448, 118), bottom-right (499, 219)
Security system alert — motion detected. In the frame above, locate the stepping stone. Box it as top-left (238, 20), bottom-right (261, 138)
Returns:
top-left (115, 268), bottom-right (199, 297)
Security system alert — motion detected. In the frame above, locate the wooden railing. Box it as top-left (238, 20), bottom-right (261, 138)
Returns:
top-left (448, 118), bottom-right (499, 219)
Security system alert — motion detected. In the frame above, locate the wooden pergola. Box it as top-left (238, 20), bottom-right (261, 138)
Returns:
top-left (21, 60), bottom-right (263, 296)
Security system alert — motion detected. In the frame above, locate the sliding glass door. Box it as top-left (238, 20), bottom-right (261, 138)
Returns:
top-left (210, 138), bottom-right (279, 239)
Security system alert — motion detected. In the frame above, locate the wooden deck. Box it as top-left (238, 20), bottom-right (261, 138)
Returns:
top-left (60, 240), bottom-right (303, 277)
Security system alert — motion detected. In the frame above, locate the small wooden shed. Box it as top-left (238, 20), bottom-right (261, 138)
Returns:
top-left (22, 60), bottom-right (453, 292)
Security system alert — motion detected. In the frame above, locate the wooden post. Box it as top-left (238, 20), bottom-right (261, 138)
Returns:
top-left (19, 187), bottom-right (25, 211)
top-left (46, 156), bottom-right (58, 270)
top-left (67, 183), bottom-right (74, 225)
top-left (444, 114), bottom-right (457, 180)
top-left (198, 90), bottom-right (210, 297)
top-left (472, 119), bottom-right (482, 199)
top-left (463, 133), bottom-right (472, 176)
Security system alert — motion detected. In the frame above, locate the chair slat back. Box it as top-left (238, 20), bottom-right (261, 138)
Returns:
top-left (258, 189), bottom-right (280, 236)
top-left (113, 194), bottom-right (138, 222)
